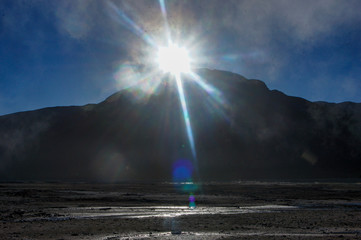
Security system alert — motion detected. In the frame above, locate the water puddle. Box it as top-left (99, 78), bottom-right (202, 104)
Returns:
top-left (23, 204), bottom-right (298, 221)
top-left (66, 205), bottom-right (298, 219)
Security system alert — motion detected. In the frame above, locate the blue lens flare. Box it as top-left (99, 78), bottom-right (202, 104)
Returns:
top-left (172, 159), bottom-right (193, 182)
top-left (172, 159), bottom-right (199, 193)
top-left (173, 166), bottom-right (192, 182)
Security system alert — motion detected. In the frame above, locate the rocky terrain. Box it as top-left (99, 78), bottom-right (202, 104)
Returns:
top-left (1, 182), bottom-right (361, 239)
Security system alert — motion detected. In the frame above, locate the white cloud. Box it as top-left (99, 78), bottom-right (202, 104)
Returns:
top-left (54, 0), bottom-right (94, 39)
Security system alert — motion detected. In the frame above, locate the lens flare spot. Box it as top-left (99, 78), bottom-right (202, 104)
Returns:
top-left (182, 182), bottom-right (198, 192)
top-left (172, 159), bottom-right (193, 182)
top-left (173, 167), bottom-right (191, 181)
top-left (189, 194), bottom-right (196, 209)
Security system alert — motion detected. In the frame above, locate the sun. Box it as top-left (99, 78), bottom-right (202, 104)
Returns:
top-left (156, 43), bottom-right (191, 75)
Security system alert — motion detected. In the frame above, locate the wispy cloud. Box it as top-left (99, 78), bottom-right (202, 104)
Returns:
top-left (7, 0), bottom-right (360, 69)
top-left (1, 0), bottom-right (361, 108)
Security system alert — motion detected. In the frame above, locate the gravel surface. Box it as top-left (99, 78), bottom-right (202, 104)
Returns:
top-left (0, 182), bottom-right (361, 239)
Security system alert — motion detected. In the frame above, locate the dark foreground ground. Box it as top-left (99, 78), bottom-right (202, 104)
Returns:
top-left (0, 181), bottom-right (361, 239)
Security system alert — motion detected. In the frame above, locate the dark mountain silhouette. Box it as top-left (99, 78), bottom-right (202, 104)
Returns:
top-left (1, 68), bottom-right (361, 181)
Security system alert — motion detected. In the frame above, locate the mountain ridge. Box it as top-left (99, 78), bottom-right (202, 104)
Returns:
top-left (1, 68), bottom-right (360, 181)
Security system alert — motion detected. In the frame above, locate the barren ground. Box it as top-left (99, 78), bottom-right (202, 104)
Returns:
top-left (1, 181), bottom-right (361, 239)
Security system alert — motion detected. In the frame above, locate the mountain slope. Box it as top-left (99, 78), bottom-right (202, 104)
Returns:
top-left (1, 69), bottom-right (360, 181)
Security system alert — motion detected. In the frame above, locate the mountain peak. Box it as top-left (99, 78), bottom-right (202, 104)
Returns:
top-left (1, 69), bottom-right (361, 181)
top-left (102, 68), bottom-right (270, 105)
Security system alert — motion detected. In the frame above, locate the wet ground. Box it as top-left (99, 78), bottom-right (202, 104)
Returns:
top-left (0, 181), bottom-right (361, 239)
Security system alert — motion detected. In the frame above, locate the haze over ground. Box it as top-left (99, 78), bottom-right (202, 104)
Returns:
top-left (1, 69), bottom-right (360, 181)
top-left (1, 0), bottom-right (361, 116)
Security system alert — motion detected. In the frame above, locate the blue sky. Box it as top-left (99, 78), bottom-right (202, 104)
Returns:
top-left (1, 0), bottom-right (361, 115)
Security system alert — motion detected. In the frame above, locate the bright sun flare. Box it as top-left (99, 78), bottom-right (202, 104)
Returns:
top-left (157, 44), bottom-right (191, 75)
